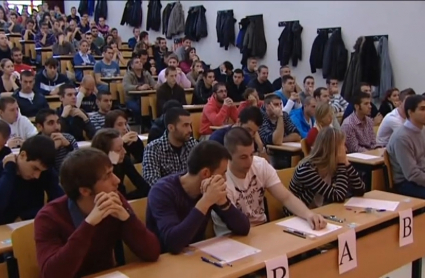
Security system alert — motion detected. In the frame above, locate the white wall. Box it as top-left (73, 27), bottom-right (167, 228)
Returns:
top-left (64, 1), bottom-right (425, 92)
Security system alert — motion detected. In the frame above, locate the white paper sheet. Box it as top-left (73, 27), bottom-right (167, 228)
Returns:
top-left (344, 197), bottom-right (399, 211)
top-left (11, 148), bottom-right (19, 154)
top-left (77, 141), bottom-right (91, 148)
top-left (347, 153), bottom-right (380, 160)
top-left (95, 271), bottom-right (129, 278)
top-left (138, 135), bottom-right (148, 141)
top-left (191, 237), bottom-right (261, 263)
top-left (276, 217), bottom-right (342, 237)
top-left (7, 219), bottom-right (33, 230)
top-left (282, 142), bottom-right (302, 148)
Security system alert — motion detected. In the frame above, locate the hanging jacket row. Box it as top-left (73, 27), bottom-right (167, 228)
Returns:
top-left (184, 5), bottom-right (208, 42)
top-left (121, 0), bottom-right (143, 28)
top-left (94, 0), bottom-right (108, 23)
top-left (216, 10), bottom-right (236, 50)
top-left (163, 2), bottom-right (185, 39)
top-left (147, 0), bottom-right (162, 31)
top-left (78, 0), bottom-right (95, 17)
top-left (236, 15), bottom-right (267, 67)
top-left (277, 21), bottom-right (303, 67)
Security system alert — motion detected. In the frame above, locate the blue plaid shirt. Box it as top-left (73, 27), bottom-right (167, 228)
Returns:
top-left (259, 107), bottom-right (299, 145)
top-left (142, 132), bottom-right (198, 186)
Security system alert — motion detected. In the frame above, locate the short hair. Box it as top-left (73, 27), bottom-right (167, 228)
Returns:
top-left (21, 135), bottom-right (56, 168)
top-left (26, 19), bottom-right (34, 25)
top-left (264, 94), bottom-right (280, 105)
top-left (257, 65), bottom-right (268, 73)
top-left (326, 78), bottom-right (338, 85)
top-left (224, 127), bottom-right (254, 154)
top-left (187, 141), bottom-right (231, 175)
top-left (79, 39), bottom-right (89, 46)
top-left (11, 47), bottom-right (21, 54)
top-left (233, 69), bottom-right (243, 75)
top-left (352, 92), bottom-right (371, 109)
top-left (313, 87), bottom-right (327, 98)
top-left (303, 96), bottom-right (314, 106)
top-left (91, 128), bottom-right (120, 154)
top-left (400, 88), bottom-right (416, 102)
top-left (103, 46), bottom-right (113, 53)
top-left (280, 65), bottom-right (290, 70)
top-left (303, 76), bottom-right (314, 84)
top-left (136, 49), bottom-right (148, 57)
top-left (20, 70), bottom-right (33, 80)
top-left (165, 66), bottom-right (177, 76)
top-left (202, 69), bottom-right (214, 78)
top-left (60, 148), bottom-right (112, 200)
top-left (35, 108), bottom-right (57, 125)
top-left (356, 82), bottom-right (371, 91)
top-left (163, 100), bottom-right (183, 114)
top-left (0, 96), bottom-right (16, 110)
top-left (247, 57), bottom-right (257, 63)
top-left (0, 119), bottom-right (11, 139)
top-left (238, 106), bottom-right (263, 127)
top-left (104, 110), bottom-right (127, 128)
top-left (55, 31), bottom-right (64, 38)
top-left (242, 88), bottom-right (257, 100)
top-left (41, 23), bottom-right (48, 28)
top-left (91, 26), bottom-right (98, 31)
top-left (167, 54), bottom-right (179, 63)
top-left (212, 82), bottom-right (226, 93)
top-left (182, 36), bottom-right (191, 42)
top-left (164, 107), bottom-right (190, 126)
top-left (44, 57), bottom-right (58, 67)
top-left (281, 75), bottom-right (294, 84)
top-left (405, 95), bottom-right (425, 119)
top-left (110, 28), bottom-right (117, 33)
top-left (58, 83), bottom-right (76, 97)
top-left (223, 61), bottom-right (233, 71)
top-left (96, 91), bottom-right (111, 100)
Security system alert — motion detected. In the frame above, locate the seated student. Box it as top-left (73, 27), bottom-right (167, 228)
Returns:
top-left (156, 66), bottom-right (186, 116)
top-left (341, 92), bottom-right (377, 153)
top-left (104, 110), bottom-right (144, 163)
top-left (299, 76), bottom-right (315, 102)
top-left (34, 58), bottom-right (70, 96)
top-left (193, 69), bottom-right (215, 105)
top-left (89, 91), bottom-right (113, 131)
top-left (0, 96), bottom-right (37, 148)
top-left (84, 31), bottom-right (102, 56)
top-left (0, 58), bottom-right (20, 93)
top-left (313, 87), bottom-right (340, 129)
top-left (127, 27), bottom-right (140, 50)
top-left (237, 88), bottom-right (263, 113)
top-left (199, 83), bottom-right (238, 140)
top-left (341, 83), bottom-right (381, 124)
top-left (275, 75), bottom-right (302, 114)
top-left (289, 96), bottom-right (317, 138)
top-left (179, 47), bottom-right (196, 74)
top-left (22, 19), bottom-right (36, 41)
top-left (92, 128), bottom-right (150, 199)
top-left (76, 75), bottom-right (97, 113)
top-left (226, 68), bottom-right (246, 102)
top-left (305, 102), bottom-right (333, 148)
top-left (52, 31), bottom-right (76, 56)
top-left (13, 70), bottom-right (49, 117)
top-left (34, 148), bottom-right (160, 278)
top-left (157, 54), bottom-right (191, 88)
top-left (186, 60), bottom-right (203, 87)
top-left (143, 107), bottom-right (198, 186)
top-left (73, 39), bottom-right (96, 83)
top-left (387, 95), bottom-right (425, 199)
top-left (57, 83), bottom-right (96, 141)
top-left (242, 57), bottom-right (257, 84)
top-left (327, 78), bottom-right (349, 113)
top-left (212, 128), bottom-right (326, 236)
top-left (379, 88), bottom-right (400, 117)
top-left (0, 120), bottom-right (11, 161)
top-left (246, 65), bottom-right (274, 100)
top-left (148, 100), bottom-right (183, 143)
top-left (0, 135), bottom-right (64, 225)
top-left (147, 140), bottom-right (250, 253)
top-left (11, 47), bottom-right (33, 74)
top-left (35, 22), bottom-right (56, 48)
top-left (289, 127), bottom-right (365, 209)
top-left (377, 88), bottom-right (415, 147)
top-left (35, 108), bottom-right (78, 171)
top-left (94, 46), bottom-right (120, 92)
top-left (272, 65), bottom-right (290, 91)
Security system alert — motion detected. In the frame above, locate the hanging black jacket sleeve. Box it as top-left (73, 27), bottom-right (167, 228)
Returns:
top-left (291, 22), bottom-right (303, 67)
top-left (78, 0), bottom-right (89, 17)
top-left (121, 0), bottom-right (133, 26)
top-left (309, 31), bottom-right (328, 73)
top-left (130, 0), bottom-right (143, 28)
top-left (147, 0), bottom-right (162, 31)
top-left (277, 22), bottom-right (293, 67)
top-left (94, 0), bottom-right (108, 23)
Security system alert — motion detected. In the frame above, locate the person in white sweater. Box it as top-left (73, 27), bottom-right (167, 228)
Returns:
top-left (0, 96), bottom-right (37, 148)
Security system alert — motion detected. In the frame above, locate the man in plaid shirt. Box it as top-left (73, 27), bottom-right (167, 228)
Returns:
top-left (143, 107), bottom-right (198, 186)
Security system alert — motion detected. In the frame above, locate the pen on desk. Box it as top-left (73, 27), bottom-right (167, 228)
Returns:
top-left (201, 257), bottom-right (223, 268)
top-left (283, 228), bottom-right (307, 239)
top-left (322, 214), bottom-right (344, 223)
top-left (210, 255), bottom-right (232, 267)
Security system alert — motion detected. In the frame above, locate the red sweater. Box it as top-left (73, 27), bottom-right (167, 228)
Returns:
top-left (34, 195), bottom-right (160, 278)
top-left (14, 63), bottom-right (33, 74)
top-left (305, 127), bottom-right (319, 148)
top-left (199, 97), bottom-right (238, 135)
top-left (237, 100), bottom-right (264, 114)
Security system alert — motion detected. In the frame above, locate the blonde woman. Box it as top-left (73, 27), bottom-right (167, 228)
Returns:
top-left (305, 102), bottom-right (333, 148)
top-left (0, 59), bottom-right (20, 93)
top-left (186, 60), bottom-right (203, 87)
top-left (288, 127), bottom-right (365, 210)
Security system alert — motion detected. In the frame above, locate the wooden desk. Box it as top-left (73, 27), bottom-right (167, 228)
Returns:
top-left (347, 148), bottom-right (387, 192)
top-left (35, 47), bottom-right (53, 65)
top-left (101, 77), bottom-right (123, 101)
top-left (7, 33), bottom-right (22, 49)
top-left (86, 191), bottom-right (425, 278)
top-left (0, 225), bottom-right (12, 254)
top-left (183, 104), bottom-right (204, 112)
top-left (52, 55), bottom-right (74, 75)
top-left (267, 142), bottom-right (303, 167)
top-left (20, 40), bottom-right (35, 59)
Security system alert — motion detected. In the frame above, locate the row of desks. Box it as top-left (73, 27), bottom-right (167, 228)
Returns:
top-left (86, 190), bottom-right (425, 278)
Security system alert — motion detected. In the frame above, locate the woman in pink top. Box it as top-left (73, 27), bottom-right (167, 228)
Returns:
top-left (179, 47), bottom-right (196, 74)
top-left (237, 88), bottom-right (264, 114)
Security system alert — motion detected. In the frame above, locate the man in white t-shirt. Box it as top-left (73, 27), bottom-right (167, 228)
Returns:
top-left (376, 89), bottom-right (415, 146)
top-left (212, 127), bottom-right (327, 236)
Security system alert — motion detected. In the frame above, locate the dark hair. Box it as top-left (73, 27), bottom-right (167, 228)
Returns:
top-left (223, 61), bottom-right (233, 71)
top-left (352, 92), bottom-right (371, 110)
top-left (103, 46), bottom-right (113, 53)
top-left (281, 75), bottom-right (294, 84)
top-left (40, 22), bottom-right (48, 28)
top-left (91, 128), bottom-right (120, 154)
top-left (55, 31), bottom-right (64, 38)
top-left (91, 26), bottom-right (98, 31)
top-left (239, 106), bottom-right (263, 127)
top-left (326, 78), bottom-right (338, 85)
top-left (136, 49), bottom-right (148, 57)
top-left (224, 127), bottom-right (254, 154)
top-left (0, 119), bottom-right (11, 140)
top-left (303, 76), bottom-right (314, 84)
top-left (21, 135), bottom-right (56, 168)
top-left (202, 69), bottom-right (214, 78)
top-left (356, 82), bottom-right (371, 92)
top-left (187, 141), bottom-right (231, 175)
top-left (110, 28), bottom-right (117, 33)
top-left (79, 39), bottom-right (89, 46)
top-left (164, 107), bottom-right (190, 127)
top-left (163, 100), bottom-right (183, 114)
top-left (58, 83), bottom-right (76, 97)
top-left (44, 57), bottom-right (58, 67)
top-left (257, 65), bottom-right (268, 73)
top-left (167, 54), bottom-right (179, 63)
top-left (243, 88), bottom-right (257, 100)
top-left (35, 108), bottom-right (57, 125)
top-left (140, 31), bottom-right (149, 40)
top-left (264, 94), bottom-right (280, 105)
top-left (383, 88), bottom-right (399, 101)
top-left (26, 19), bottom-right (35, 25)
top-left (104, 110), bottom-right (127, 128)
top-left (212, 82), bottom-right (226, 93)
top-left (96, 91), bottom-right (112, 100)
top-left (233, 69), bottom-right (243, 75)
top-left (399, 88), bottom-right (416, 102)
top-left (404, 95), bottom-right (425, 119)
top-left (182, 36), bottom-right (191, 42)
top-left (60, 148), bottom-right (112, 200)
top-left (165, 66), bottom-right (177, 76)
top-left (184, 47), bottom-right (196, 62)
top-left (0, 96), bottom-right (17, 110)
top-left (313, 87), bottom-right (327, 99)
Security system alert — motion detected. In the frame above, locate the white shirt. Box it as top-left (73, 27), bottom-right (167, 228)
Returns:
top-left (76, 91), bottom-right (85, 108)
top-left (4, 114), bottom-right (37, 140)
top-left (282, 99), bottom-right (302, 114)
top-left (376, 108), bottom-right (405, 146)
top-left (212, 156), bottom-right (281, 236)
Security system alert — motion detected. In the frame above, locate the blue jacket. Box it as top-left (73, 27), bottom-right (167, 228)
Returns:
top-left (13, 90), bottom-right (49, 117)
top-left (289, 107), bottom-right (315, 138)
top-left (34, 70), bottom-right (70, 96)
top-left (73, 52), bottom-right (96, 82)
top-left (275, 89), bottom-right (289, 105)
top-left (128, 37), bottom-right (137, 50)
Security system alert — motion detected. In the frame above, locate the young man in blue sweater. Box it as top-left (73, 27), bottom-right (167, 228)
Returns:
top-left (0, 135), bottom-right (64, 224)
top-left (34, 58), bottom-right (70, 96)
top-left (146, 140), bottom-right (250, 254)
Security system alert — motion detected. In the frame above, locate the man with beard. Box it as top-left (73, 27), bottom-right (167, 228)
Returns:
top-left (143, 107), bottom-right (198, 186)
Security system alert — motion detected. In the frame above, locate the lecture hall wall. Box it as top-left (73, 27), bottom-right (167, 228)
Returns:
top-left (64, 1), bottom-right (425, 92)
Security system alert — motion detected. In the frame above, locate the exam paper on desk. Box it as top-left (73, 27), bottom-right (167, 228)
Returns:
top-left (276, 217), bottom-right (342, 237)
top-left (95, 271), bottom-right (129, 278)
top-left (282, 142), bottom-right (302, 148)
top-left (344, 197), bottom-right (399, 211)
top-left (191, 237), bottom-right (261, 263)
top-left (347, 153), bottom-right (380, 160)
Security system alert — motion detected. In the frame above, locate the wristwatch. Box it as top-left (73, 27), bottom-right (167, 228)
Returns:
top-left (218, 198), bottom-right (231, 210)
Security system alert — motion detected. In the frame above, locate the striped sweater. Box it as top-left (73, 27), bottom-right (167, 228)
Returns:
top-left (54, 133), bottom-right (79, 171)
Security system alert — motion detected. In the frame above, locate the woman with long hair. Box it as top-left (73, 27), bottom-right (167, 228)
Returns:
top-left (186, 60), bottom-right (203, 87)
top-left (379, 88), bottom-right (400, 117)
top-left (179, 47), bottom-right (196, 74)
top-left (0, 59), bottom-right (20, 93)
top-left (237, 88), bottom-right (263, 113)
top-left (305, 102), bottom-right (333, 148)
top-left (288, 127), bottom-right (365, 210)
